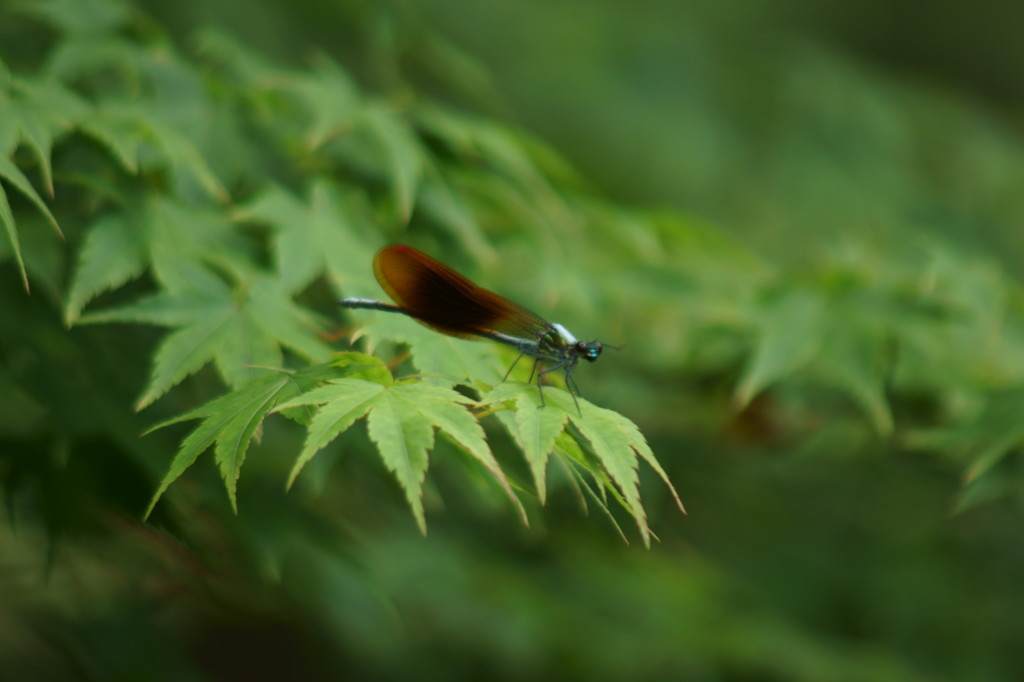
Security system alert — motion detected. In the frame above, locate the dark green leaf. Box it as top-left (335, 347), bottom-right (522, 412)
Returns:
top-left (65, 214), bottom-right (148, 324)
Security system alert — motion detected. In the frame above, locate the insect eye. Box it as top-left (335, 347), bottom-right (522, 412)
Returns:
top-left (576, 341), bottom-right (602, 362)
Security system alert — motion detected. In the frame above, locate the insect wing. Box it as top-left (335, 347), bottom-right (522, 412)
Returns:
top-left (373, 245), bottom-right (547, 341)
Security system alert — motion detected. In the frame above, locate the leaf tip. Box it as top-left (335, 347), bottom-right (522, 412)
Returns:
top-left (285, 465), bottom-right (302, 491)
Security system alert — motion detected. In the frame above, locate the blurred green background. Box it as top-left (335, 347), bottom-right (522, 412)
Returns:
top-left (3, 0), bottom-right (1024, 679)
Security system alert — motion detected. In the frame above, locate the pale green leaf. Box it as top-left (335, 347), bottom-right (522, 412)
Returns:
top-left (194, 29), bottom-right (279, 86)
top-left (13, 106), bottom-right (55, 195)
top-left (484, 378), bottom-right (675, 542)
top-left (365, 387), bottom-right (434, 533)
top-left (214, 314), bottom-right (283, 388)
top-left (485, 384), bottom-right (663, 544)
top-left (565, 399), bottom-right (650, 545)
top-left (79, 289), bottom-right (225, 327)
top-left (397, 383), bottom-right (527, 525)
top-left (45, 35), bottom-right (143, 83)
top-left (143, 197), bottom-right (251, 292)
top-left (602, 408), bottom-right (686, 515)
top-left (327, 351), bottom-right (394, 385)
top-left (144, 372), bottom-right (307, 517)
top-left (484, 382), bottom-right (568, 503)
top-left (311, 181), bottom-right (380, 294)
top-left (274, 379), bottom-right (384, 488)
top-left (554, 432), bottom-right (631, 543)
top-left (213, 378), bottom-right (300, 511)
top-left (412, 104), bottom-right (477, 158)
top-left (236, 185), bottom-right (319, 293)
top-left (472, 120), bottom-right (556, 197)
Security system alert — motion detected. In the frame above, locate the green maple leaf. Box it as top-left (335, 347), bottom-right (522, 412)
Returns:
top-left (81, 272), bottom-right (332, 410)
top-left (142, 354), bottom-right (381, 516)
top-left (481, 382), bottom-right (684, 546)
top-left (143, 370), bottom-right (313, 516)
top-left (65, 196), bottom-right (256, 325)
top-left (64, 213), bottom-right (148, 325)
top-left (2, 76), bottom-right (86, 195)
top-left (234, 180), bottom-right (379, 296)
top-left (274, 374), bottom-right (525, 533)
top-left (0, 75), bottom-right (73, 291)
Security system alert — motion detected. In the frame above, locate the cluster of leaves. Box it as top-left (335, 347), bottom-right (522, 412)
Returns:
top-left (1, 0), bottom-right (689, 540)
top-left (2, 0), bottom-right (1023, 540)
top-left (145, 351), bottom-right (681, 541)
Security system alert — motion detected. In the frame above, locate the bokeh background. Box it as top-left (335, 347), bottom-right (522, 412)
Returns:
top-left (3, 0), bottom-right (1024, 679)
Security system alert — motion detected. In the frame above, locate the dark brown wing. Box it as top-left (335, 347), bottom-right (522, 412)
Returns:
top-left (373, 245), bottom-right (547, 340)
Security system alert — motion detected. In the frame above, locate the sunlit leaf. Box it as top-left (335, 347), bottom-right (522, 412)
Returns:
top-left (276, 373), bottom-right (523, 533)
top-left (481, 382), bottom-right (675, 545)
top-left (277, 379), bottom-right (385, 488)
top-left (488, 382), bottom-right (568, 503)
top-left (400, 383), bottom-right (526, 525)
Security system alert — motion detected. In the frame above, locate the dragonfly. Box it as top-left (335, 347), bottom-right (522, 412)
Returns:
top-left (339, 245), bottom-right (614, 413)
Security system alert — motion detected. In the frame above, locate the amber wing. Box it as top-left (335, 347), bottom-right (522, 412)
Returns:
top-left (373, 245), bottom-right (548, 341)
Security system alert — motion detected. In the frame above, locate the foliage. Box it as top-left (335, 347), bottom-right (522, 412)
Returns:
top-left (1, 0), bottom-right (682, 540)
top-left (3, 0), bottom-right (1024, 680)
